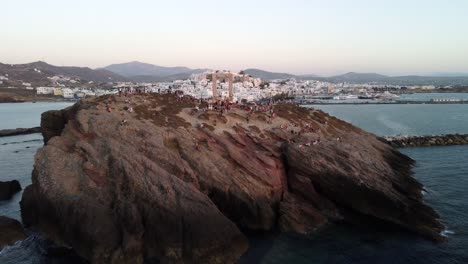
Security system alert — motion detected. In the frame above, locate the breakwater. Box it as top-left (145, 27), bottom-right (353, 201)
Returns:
top-left (0, 127), bottom-right (41, 137)
top-left (384, 134), bottom-right (468, 147)
top-left (298, 100), bottom-right (468, 105)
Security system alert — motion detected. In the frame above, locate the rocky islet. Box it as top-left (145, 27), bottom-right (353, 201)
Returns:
top-left (20, 93), bottom-right (445, 263)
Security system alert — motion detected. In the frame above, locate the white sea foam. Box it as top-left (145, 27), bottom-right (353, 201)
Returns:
top-left (441, 229), bottom-right (455, 237)
top-left (377, 114), bottom-right (413, 135)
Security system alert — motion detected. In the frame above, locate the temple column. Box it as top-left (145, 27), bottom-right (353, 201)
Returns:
top-left (228, 74), bottom-right (233, 101)
top-left (212, 74), bottom-right (217, 101)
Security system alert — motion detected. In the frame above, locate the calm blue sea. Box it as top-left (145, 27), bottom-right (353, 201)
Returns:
top-left (1, 95), bottom-right (468, 263)
top-left (313, 104), bottom-right (468, 136)
top-left (0, 102), bottom-right (75, 264)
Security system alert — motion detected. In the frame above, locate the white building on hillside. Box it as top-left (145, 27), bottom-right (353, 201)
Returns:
top-left (36, 87), bottom-right (55, 95)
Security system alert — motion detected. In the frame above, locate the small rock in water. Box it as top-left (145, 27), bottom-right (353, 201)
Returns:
top-left (0, 180), bottom-right (22, 200)
top-left (0, 216), bottom-right (27, 250)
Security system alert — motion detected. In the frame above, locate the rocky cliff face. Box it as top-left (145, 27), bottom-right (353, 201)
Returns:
top-left (21, 94), bottom-right (445, 263)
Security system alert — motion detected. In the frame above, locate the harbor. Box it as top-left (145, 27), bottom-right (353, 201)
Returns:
top-left (295, 93), bottom-right (468, 105)
top-left (297, 99), bottom-right (468, 105)
top-left (384, 134), bottom-right (468, 148)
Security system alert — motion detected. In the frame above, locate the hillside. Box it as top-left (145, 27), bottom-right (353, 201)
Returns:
top-left (130, 69), bottom-right (207, 83)
top-left (324, 72), bottom-right (389, 83)
top-left (0, 61), bottom-right (127, 84)
top-left (3, 61), bottom-right (468, 86)
top-left (103, 61), bottom-right (193, 77)
top-left (244, 68), bottom-right (297, 80)
top-left (103, 61), bottom-right (207, 82)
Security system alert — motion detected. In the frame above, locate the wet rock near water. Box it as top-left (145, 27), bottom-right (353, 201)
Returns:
top-left (384, 134), bottom-right (468, 148)
top-left (0, 127), bottom-right (42, 137)
top-left (0, 180), bottom-right (22, 200)
top-left (20, 94), bottom-right (445, 264)
top-left (0, 216), bottom-right (27, 250)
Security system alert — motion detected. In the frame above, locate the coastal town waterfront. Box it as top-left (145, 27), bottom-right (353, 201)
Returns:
top-left (3, 69), bottom-right (468, 104)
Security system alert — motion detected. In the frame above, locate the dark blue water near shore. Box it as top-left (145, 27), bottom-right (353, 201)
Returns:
top-left (240, 97), bottom-right (468, 263)
top-left (1, 96), bottom-right (468, 263)
top-left (241, 145), bottom-right (468, 264)
top-left (0, 103), bottom-right (77, 263)
top-left (313, 104), bottom-right (468, 136)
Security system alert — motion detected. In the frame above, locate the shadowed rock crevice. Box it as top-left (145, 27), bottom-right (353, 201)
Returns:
top-left (21, 94), bottom-right (445, 263)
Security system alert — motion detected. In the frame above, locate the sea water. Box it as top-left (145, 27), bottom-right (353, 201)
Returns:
top-left (312, 104), bottom-right (468, 136)
top-left (242, 95), bottom-right (468, 263)
top-left (0, 102), bottom-right (75, 264)
top-left (241, 145), bottom-right (468, 264)
top-left (1, 96), bottom-right (468, 263)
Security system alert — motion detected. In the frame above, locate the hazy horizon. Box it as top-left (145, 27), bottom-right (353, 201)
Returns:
top-left (2, 0), bottom-right (468, 76)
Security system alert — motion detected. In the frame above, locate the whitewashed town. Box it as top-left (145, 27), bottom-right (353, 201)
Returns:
top-left (4, 70), bottom-right (441, 103)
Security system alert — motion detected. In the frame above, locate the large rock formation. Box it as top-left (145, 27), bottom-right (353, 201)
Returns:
top-left (21, 94), bottom-right (445, 263)
top-left (0, 216), bottom-right (27, 250)
top-left (0, 180), bottom-right (22, 200)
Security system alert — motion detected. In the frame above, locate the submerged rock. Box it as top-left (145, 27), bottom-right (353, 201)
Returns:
top-left (21, 94), bottom-right (445, 263)
top-left (0, 180), bottom-right (22, 200)
top-left (0, 216), bottom-right (26, 250)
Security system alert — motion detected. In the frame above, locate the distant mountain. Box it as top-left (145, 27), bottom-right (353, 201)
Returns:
top-left (130, 69), bottom-right (208, 83)
top-left (3, 61), bottom-right (468, 86)
top-left (103, 61), bottom-right (194, 78)
top-left (102, 61), bottom-right (207, 82)
top-left (298, 74), bottom-right (320, 79)
top-left (243, 69), bottom-right (297, 80)
top-left (429, 72), bottom-right (468, 77)
top-left (324, 72), bottom-right (389, 83)
top-left (0, 61), bottom-right (127, 84)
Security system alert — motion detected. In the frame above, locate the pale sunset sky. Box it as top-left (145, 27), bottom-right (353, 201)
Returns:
top-left (1, 0), bottom-right (467, 76)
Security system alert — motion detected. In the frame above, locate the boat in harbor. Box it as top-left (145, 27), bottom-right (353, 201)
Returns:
top-left (377, 91), bottom-right (400, 99)
top-left (333, 95), bottom-right (347, 100)
top-left (333, 94), bottom-right (359, 100)
top-left (358, 93), bottom-right (376, 99)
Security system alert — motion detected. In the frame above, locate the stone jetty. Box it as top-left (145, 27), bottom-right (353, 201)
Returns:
top-left (384, 134), bottom-right (468, 148)
top-left (0, 127), bottom-right (42, 137)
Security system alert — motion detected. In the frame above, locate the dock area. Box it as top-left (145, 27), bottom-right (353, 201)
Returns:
top-left (298, 100), bottom-right (468, 105)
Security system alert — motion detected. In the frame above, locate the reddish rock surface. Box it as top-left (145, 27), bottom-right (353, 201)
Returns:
top-left (0, 216), bottom-right (26, 250)
top-left (21, 94), bottom-right (444, 263)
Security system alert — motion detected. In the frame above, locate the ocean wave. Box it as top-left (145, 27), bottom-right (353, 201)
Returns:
top-left (441, 229), bottom-right (455, 237)
top-left (377, 114), bottom-right (413, 135)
